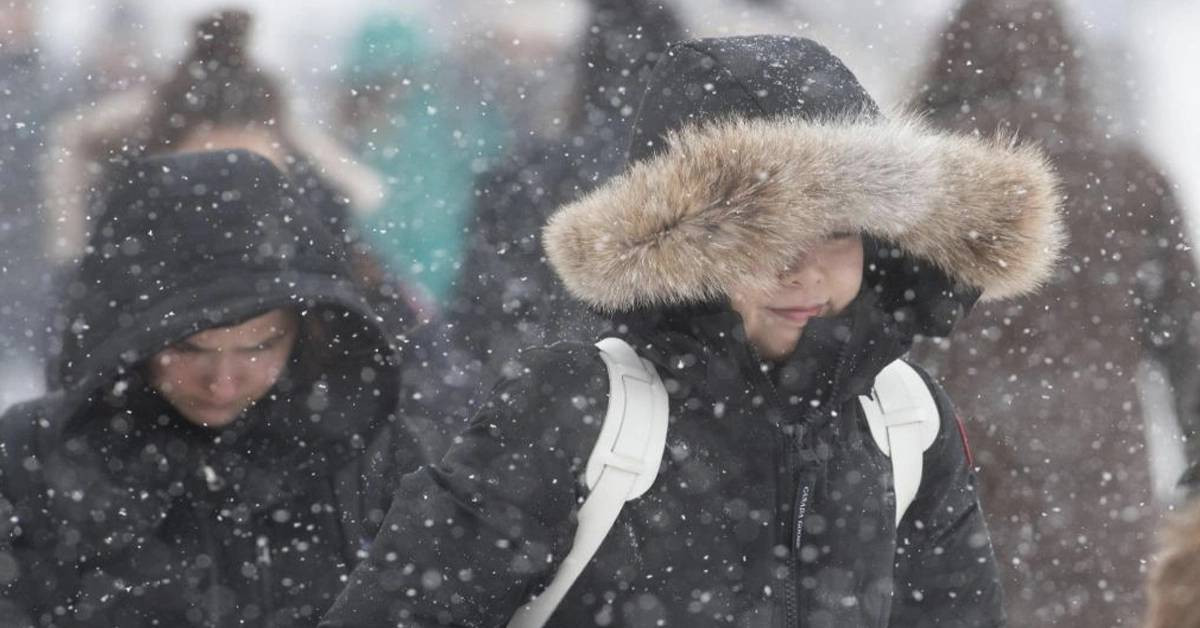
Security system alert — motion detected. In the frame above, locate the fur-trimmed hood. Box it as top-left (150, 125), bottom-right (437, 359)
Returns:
top-left (545, 112), bottom-right (1063, 313)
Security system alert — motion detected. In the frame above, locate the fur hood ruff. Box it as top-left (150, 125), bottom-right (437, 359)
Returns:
top-left (545, 113), bottom-right (1065, 312)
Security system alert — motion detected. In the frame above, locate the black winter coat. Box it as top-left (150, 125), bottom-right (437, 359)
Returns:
top-left (323, 297), bottom-right (1003, 627)
top-left (0, 150), bottom-right (421, 627)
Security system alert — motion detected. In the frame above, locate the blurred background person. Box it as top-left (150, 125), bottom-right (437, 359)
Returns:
top-left (337, 13), bottom-right (508, 307)
top-left (42, 8), bottom-right (382, 265)
top-left (909, 0), bottom-right (1200, 625)
top-left (443, 0), bottom-right (685, 390)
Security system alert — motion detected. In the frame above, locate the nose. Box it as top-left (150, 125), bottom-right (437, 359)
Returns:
top-left (204, 355), bottom-right (243, 403)
top-left (781, 255), bottom-right (824, 287)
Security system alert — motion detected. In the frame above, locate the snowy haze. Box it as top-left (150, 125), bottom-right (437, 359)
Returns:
top-left (26, 2), bottom-right (1200, 486)
top-left (4, 1), bottom-right (1200, 625)
top-left (37, 0), bottom-right (1200, 231)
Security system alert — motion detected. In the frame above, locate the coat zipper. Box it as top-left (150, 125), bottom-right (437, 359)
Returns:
top-left (744, 343), bottom-right (804, 627)
top-left (202, 509), bottom-right (222, 627)
top-left (257, 534), bottom-right (275, 627)
top-left (784, 432), bottom-right (807, 627)
top-left (747, 331), bottom-right (856, 627)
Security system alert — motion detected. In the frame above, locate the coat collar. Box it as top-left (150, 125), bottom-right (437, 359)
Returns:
top-left (611, 267), bottom-right (910, 434)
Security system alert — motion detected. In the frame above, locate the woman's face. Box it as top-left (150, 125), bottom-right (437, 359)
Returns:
top-left (730, 234), bottom-right (864, 360)
top-left (148, 308), bottom-right (300, 428)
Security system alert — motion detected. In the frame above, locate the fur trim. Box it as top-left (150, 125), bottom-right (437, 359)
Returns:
top-left (544, 113), bottom-right (1065, 312)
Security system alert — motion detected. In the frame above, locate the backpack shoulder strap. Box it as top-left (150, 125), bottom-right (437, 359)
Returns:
top-left (858, 359), bottom-right (941, 527)
top-left (507, 337), bottom-right (669, 628)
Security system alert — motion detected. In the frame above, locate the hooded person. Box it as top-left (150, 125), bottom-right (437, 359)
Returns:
top-left (909, 0), bottom-right (1200, 624)
top-left (0, 150), bottom-right (422, 627)
top-left (321, 35), bottom-right (1063, 627)
top-left (38, 9), bottom-right (420, 367)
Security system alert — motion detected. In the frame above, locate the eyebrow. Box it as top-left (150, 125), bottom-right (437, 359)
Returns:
top-left (176, 327), bottom-right (291, 352)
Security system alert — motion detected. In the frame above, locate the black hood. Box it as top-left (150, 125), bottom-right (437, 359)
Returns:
top-left (627, 35), bottom-right (881, 163)
top-left (51, 150), bottom-right (397, 436)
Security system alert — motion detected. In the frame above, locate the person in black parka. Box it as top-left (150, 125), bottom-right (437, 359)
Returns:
top-left (322, 36), bottom-right (1064, 627)
top-left (0, 150), bottom-right (422, 627)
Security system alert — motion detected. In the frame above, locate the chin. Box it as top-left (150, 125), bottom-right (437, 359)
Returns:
top-left (184, 410), bottom-right (241, 428)
top-left (770, 331), bottom-right (805, 354)
top-left (761, 339), bottom-right (801, 360)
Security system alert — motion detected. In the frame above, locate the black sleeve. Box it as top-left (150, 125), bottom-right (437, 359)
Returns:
top-left (0, 479), bottom-right (38, 628)
top-left (2, 397), bottom-right (193, 627)
top-left (320, 345), bottom-right (607, 627)
top-left (442, 153), bottom-right (552, 372)
top-left (0, 508), bottom-right (39, 628)
top-left (1, 400), bottom-right (77, 628)
top-left (889, 365), bottom-right (1006, 627)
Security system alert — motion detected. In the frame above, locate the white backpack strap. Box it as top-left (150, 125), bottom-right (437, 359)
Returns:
top-left (507, 337), bottom-right (669, 628)
top-left (858, 360), bottom-right (940, 527)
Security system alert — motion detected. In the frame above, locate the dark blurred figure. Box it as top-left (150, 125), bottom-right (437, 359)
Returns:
top-left (911, 0), bottom-right (1200, 625)
top-left (0, 0), bottom-right (52, 409)
top-left (443, 0), bottom-right (685, 390)
top-left (41, 10), bottom-right (434, 380)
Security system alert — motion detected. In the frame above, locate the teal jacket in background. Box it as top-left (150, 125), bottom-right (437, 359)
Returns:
top-left (344, 16), bottom-right (506, 303)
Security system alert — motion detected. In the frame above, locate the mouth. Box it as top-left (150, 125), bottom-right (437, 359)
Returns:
top-left (766, 303), bottom-right (828, 325)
